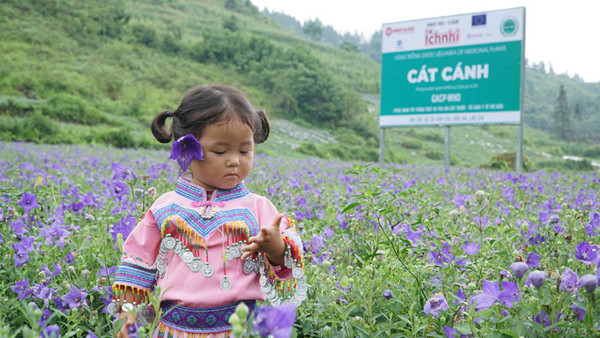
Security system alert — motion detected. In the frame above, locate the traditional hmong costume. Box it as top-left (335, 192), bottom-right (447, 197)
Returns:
top-left (109, 177), bottom-right (305, 337)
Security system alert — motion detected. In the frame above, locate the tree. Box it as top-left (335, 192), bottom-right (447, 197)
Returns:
top-left (574, 103), bottom-right (582, 121)
top-left (303, 19), bottom-right (323, 41)
top-left (553, 84), bottom-right (572, 141)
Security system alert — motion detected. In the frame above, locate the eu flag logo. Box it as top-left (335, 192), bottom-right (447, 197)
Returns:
top-left (472, 14), bottom-right (486, 26)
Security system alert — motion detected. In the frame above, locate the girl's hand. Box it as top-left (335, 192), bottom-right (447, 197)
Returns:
top-left (115, 311), bottom-right (135, 338)
top-left (241, 213), bottom-right (286, 265)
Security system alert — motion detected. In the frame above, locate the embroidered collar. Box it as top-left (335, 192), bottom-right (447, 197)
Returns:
top-left (175, 177), bottom-right (250, 202)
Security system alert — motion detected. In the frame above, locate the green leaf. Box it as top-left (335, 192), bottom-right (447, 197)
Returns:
top-left (342, 202), bottom-right (361, 213)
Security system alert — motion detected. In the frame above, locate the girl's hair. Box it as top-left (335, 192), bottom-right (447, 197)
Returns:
top-left (151, 85), bottom-right (270, 144)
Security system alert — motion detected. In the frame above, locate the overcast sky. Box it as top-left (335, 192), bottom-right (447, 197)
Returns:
top-left (251, 0), bottom-right (600, 83)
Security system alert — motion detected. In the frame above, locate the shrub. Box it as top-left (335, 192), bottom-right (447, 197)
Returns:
top-left (479, 152), bottom-right (535, 172)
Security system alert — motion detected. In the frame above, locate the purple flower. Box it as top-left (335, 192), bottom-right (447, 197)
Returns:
top-left (383, 289), bottom-right (392, 299)
top-left (473, 279), bottom-right (500, 311)
top-left (39, 308), bottom-right (51, 327)
top-left (18, 191), bottom-right (39, 213)
top-left (526, 252), bottom-right (541, 268)
top-left (169, 134), bottom-right (204, 172)
top-left (462, 241), bottom-right (480, 255)
top-left (444, 326), bottom-right (457, 338)
top-left (10, 279), bottom-right (33, 300)
top-left (559, 268), bottom-right (579, 293)
top-left (40, 223), bottom-right (70, 248)
top-left (509, 262), bottom-right (528, 279)
top-left (42, 325), bottom-right (60, 338)
top-left (572, 303), bottom-right (586, 321)
top-left (574, 242), bottom-right (600, 265)
top-left (498, 281), bottom-right (521, 308)
top-left (9, 219), bottom-right (27, 236)
top-left (254, 303), bottom-right (297, 338)
top-left (580, 274), bottom-right (598, 293)
top-left (423, 294), bottom-right (449, 318)
top-left (61, 285), bottom-right (89, 309)
top-left (527, 270), bottom-right (547, 288)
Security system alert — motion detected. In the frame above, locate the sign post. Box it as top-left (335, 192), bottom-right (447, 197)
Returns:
top-left (379, 7), bottom-right (525, 170)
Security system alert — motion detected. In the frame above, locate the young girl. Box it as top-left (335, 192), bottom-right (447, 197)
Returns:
top-left (110, 85), bottom-right (305, 337)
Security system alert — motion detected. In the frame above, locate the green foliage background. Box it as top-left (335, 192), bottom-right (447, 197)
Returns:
top-left (0, 0), bottom-right (599, 170)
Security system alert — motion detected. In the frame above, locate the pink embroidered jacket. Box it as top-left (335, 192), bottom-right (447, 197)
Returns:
top-left (113, 176), bottom-right (303, 308)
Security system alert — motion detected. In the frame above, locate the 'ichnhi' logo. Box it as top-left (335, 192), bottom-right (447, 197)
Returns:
top-left (425, 28), bottom-right (460, 45)
top-left (471, 14), bottom-right (486, 26)
top-left (500, 16), bottom-right (518, 36)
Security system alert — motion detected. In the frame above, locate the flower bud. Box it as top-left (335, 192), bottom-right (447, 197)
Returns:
top-left (228, 313), bottom-right (241, 326)
top-left (580, 274), bottom-right (598, 293)
top-left (510, 262), bottom-right (529, 279)
top-left (475, 190), bottom-right (486, 202)
top-left (383, 289), bottom-right (393, 299)
top-left (323, 326), bottom-right (332, 336)
top-left (81, 269), bottom-right (90, 280)
top-left (364, 265), bottom-right (373, 274)
top-left (449, 209), bottom-right (460, 220)
top-left (528, 270), bottom-right (547, 288)
top-left (322, 261), bottom-right (331, 270)
top-left (235, 302), bottom-right (249, 319)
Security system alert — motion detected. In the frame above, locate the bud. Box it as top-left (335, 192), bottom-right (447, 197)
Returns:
top-left (382, 289), bottom-right (393, 299)
top-left (375, 249), bottom-right (386, 261)
top-left (235, 302), bottom-right (249, 319)
top-left (97, 277), bottom-right (107, 286)
top-left (228, 313), bottom-right (242, 326)
top-left (323, 326), bottom-right (332, 336)
top-left (580, 274), bottom-right (598, 293)
top-left (467, 282), bottom-right (476, 291)
top-left (509, 262), bottom-right (529, 279)
top-left (232, 326), bottom-right (244, 338)
top-left (364, 265), bottom-right (373, 274)
top-left (528, 270), bottom-right (547, 288)
top-left (67, 265), bottom-right (76, 274)
top-left (84, 213), bottom-right (95, 222)
top-left (449, 209), bottom-right (460, 220)
top-left (147, 187), bottom-right (157, 199)
top-left (322, 261), bottom-right (331, 270)
top-left (475, 190), bottom-right (486, 202)
top-left (81, 269), bottom-right (90, 280)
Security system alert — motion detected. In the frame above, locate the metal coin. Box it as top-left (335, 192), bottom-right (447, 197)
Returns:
top-left (243, 259), bottom-right (255, 274)
top-left (259, 275), bottom-right (268, 287)
top-left (182, 251), bottom-right (194, 264)
top-left (220, 278), bottom-right (232, 290)
top-left (269, 296), bottom-right (281, 307)
top-left (162, 236), bottom-right (176, 250)
top-left (202, 264), bottom-right (214, 277)
top-left (284, 254), bottom-right (293, 269)
top-left (189, 259), bottom-right (203, 272)
top-left (225, 248), bottom-right (234, 261)
top-left (173, 241), bottom-right (182, 254)
top-left (107, 302), bottom-right (120, 315)
top-left (292, 266), bottom-right (304, 279)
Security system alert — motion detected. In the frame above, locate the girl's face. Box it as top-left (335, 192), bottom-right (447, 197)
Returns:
top-left (189, 116), bottom-right (254, 191)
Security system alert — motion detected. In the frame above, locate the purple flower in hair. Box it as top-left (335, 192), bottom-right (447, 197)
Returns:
top-left (18, 191), bottom-right (39, 213)
top-left (169, 134), bottom-right (204, 172)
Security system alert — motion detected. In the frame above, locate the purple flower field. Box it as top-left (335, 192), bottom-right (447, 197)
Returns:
top-left (1, 141), bottom-right (599, 337)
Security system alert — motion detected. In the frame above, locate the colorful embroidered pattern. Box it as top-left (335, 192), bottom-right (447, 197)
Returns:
top-left (175, 179), bottom-right (250, 202)
top-left (214, 183), bottom-right (249, 202)
top-left (160, 300), bottom-right (257, 333)
top-left (114, 261), bottom-right (157, 289)
top-left (155, 206), bottom-right (259, 238)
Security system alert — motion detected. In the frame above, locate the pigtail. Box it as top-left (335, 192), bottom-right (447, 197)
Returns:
top-left (254, 109), bottom-right (270, 144)
top-left (151, 110), bottom-right (174, 143)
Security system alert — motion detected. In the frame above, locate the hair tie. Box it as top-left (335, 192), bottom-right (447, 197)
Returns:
top-left (166, 110), bottom-right (174, 117)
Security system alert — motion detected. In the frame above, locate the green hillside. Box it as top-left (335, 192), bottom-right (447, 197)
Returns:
top-left (0, 0), bottom-right (598, 171)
